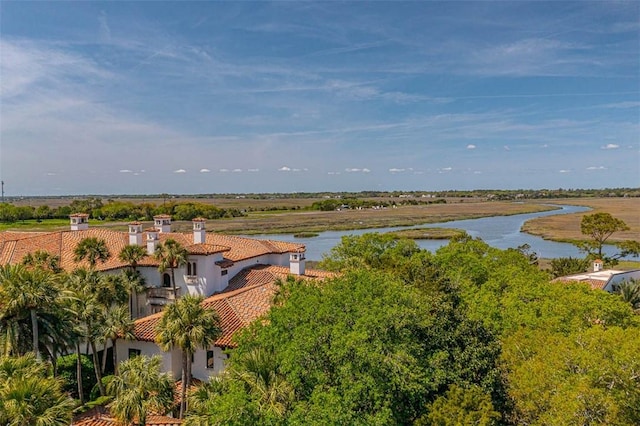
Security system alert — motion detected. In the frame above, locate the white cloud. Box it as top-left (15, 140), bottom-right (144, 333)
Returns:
top-left (362, 168), bottom-right (371, 173)
top-left (441, 167), bottom-right (453, 171)
top-left (389, 168), bottom-right (405, 173)
top-left (247, 168), bottom-right (260, 172)
top-left (466, 144), bottom-right (476, 149)
top-left (219, 168), bottom-right (230, 172)
top-left (119, 169), bottom-right (133, 173)
top-left (199, 168), bottom-right (211, 173)
top-left (601, 143), bottom-right (619, 149)
top-left (504, 145), bottom-right (511, 151)
top-left (586, 166), bottom-right (607, 170)
top-left (328, 171), bottom-right (341, 175)
top-left (278, 166), bottom-right (291, 172)
top-left (173, 169), bottom-right (186, 173)
top-left (346, 168), bottom-right (371, 173)
top-left (232, 168), bottom-right (243, 172)
top-left (559, 169), bottom-right (570, 173)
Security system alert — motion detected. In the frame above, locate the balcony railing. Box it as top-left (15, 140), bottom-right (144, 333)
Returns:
top-left (147, 287), bottom-right (179, 301)
top-left (185, 275), bottom-right (199, 285)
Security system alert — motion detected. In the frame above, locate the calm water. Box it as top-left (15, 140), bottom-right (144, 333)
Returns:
top-left (250, 204), bottom-right (624, 261)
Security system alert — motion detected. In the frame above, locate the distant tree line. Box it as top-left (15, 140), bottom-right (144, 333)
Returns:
top-left (0, 199), bottom-right (245, 223)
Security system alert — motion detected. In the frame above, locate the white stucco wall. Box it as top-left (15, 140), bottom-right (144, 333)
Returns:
top-left (116, 340), bottom-right (182, 379)
top-left (192, 346), bottom-right (229, 381)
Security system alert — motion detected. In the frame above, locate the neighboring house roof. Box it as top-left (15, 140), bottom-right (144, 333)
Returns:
top-left (553, 269), bottom-right (636, 291)
top-left (0, 228), bottom-right (304, 272)
top-left (131, 265), bottom-right (334, 348)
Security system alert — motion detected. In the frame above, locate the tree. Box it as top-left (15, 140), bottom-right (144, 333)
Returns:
top-left (575, 212), bottom-right (638, 264)
top-left (107, 355), bottom-right (174, 425)
top-left (155, 295), bottom-right (222, 418)
top-left (66, 268), bottom-right (108, 399)
top-left (74, 237), bottom-right (111, 269)
top-left (119, 245), bottom-right (148, 318)
top-left (21, 250), bottom-right (62, 273)
top-left (0, 265), bottom-right (60, 360)
top-left (100, 305), bottom-right (134, 375)
top-left (0, 353), bottom-right (74, 426)
top-left (417, 384), bottom-right (500, 426)
top-left (549, 257), bottom-right (590, 278)
top-left (119, 244), bottom-right (147, 273)
top-left (616, 279), bottom-right (640, 312)
top-left (212, 269), bottom-right (503, 425)
top-left (154, 238), bottom-right (188, 295)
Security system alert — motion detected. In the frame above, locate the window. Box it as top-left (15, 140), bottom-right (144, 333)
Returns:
top-left (206, 350), bottom-right (215, 369)
top-left (221, 269), bottom-right (228, 276)
top-left (187, 261), bottom-right (197, 276)
top-left (162, 273), bottom-right (171, 288)
top-left (128, 349), bottom-right (141, 359)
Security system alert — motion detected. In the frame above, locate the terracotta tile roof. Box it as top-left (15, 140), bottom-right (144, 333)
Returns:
top-left (555, 278), bottom-right (608, 291)
top-left (131, 265), bottom-right (333, 348)
top-left (0, 229), bottom-right (304, 272)
top-left (184, 243), bottom-right (229, 255)
top-left (173, 378), bottom-right (202, 408)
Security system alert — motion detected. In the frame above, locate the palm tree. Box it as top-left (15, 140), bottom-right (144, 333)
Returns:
top-left (0, 353), bottom-right (74, 426)
top-left (66, 268), bottom-right (107, 398)
top-left (22, 250), bottom-right (62, 273)
top-left (617, 279), bottom-right (640, 312)
top-left (154, 239), bottom-right (188, 296)
top-left (100, 305), bottom-right (134, 375)
top-left (74, 237), bottom-right (111, 269)
top-left (155, 295), bottom-right (221, 418)
top-left (119, 244), bottom-right (147, 273)
top-left (107, 355), bottom-right (174, 426)
top-left (0, 265), bottom-right (59, 360)
top-left (229, 347), bottom-right (295, 419)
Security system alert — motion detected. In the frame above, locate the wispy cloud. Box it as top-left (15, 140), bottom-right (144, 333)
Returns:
top-left (278, 166), bottom-right (292, 172)
top-left (601, 144), bottom-right (620, 149)
top-left (200, 168), bottom-right (211, 173)
top-left (174, 169), bottom-right (186, 173)
top-left (466, 144), bottom-right (476, 150)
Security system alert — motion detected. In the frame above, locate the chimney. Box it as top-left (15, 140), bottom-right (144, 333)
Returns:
top-left (593, 259), bottom-right (603, 272)
top-left (146, 228), bottom-right (159, 255)
top-left (153, 215), bottom-right (172, 233)
top-left (70, 213), bottom-right (89, 231)
top-left (192, 217), bottom-right (206, 244)
top-left (289, 251), bottom-right (306, 276)
top-left (128, 222), bottom-right (143, 246)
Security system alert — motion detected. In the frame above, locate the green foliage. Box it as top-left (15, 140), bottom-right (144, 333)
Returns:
top-left (210, 268), bottom-right (503, 424)
top-left (417, 385), bottom-right (500, 426)
top-left (574, 212), bottom-right (638, 264)
top-left (549, 256), bottom-right (590, 278)
top-left (90, 375), bottom-right (115, 401)
top-left (319, 232), bottom-right (421, 272)
top-left (503, 326), bottom-right (640, 425)
top-left (0, 354), bottom-right (74, 425)
top-left (156, 294), bottom-right (222, 418)
top-left (73, 237), bottom-right (111, 269)
top-left (57, 353), bottom-right (96, 400)
top-left (616, 278), bottom-right (640, 311)
top-left (107, 355), bottom-right (174, 425)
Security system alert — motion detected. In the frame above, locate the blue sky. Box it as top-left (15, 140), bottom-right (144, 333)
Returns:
top-left (1, 1), bottom-right (638, 195)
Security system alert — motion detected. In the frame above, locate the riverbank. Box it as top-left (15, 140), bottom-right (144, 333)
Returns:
top-left (521, 198), bottom-right (639, 243)
top-left (196, 202), bottom-right (558, 235)
top-left (385, 227), bottom-right (466, 240)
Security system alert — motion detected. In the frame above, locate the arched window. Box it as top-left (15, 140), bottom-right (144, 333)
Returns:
top-left (162, 273), bottom-right (171, 288)
top-left (187, 261), bottom-right (197, 276)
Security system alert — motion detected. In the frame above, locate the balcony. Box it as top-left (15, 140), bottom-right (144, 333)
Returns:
top-left (147, 287), bottom-right (179, 306)
top-left (185, 275), bottom-right (199, 285)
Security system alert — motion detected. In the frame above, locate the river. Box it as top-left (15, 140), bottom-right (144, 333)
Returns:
top-left (249, 204), bottom-right (624, 261)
